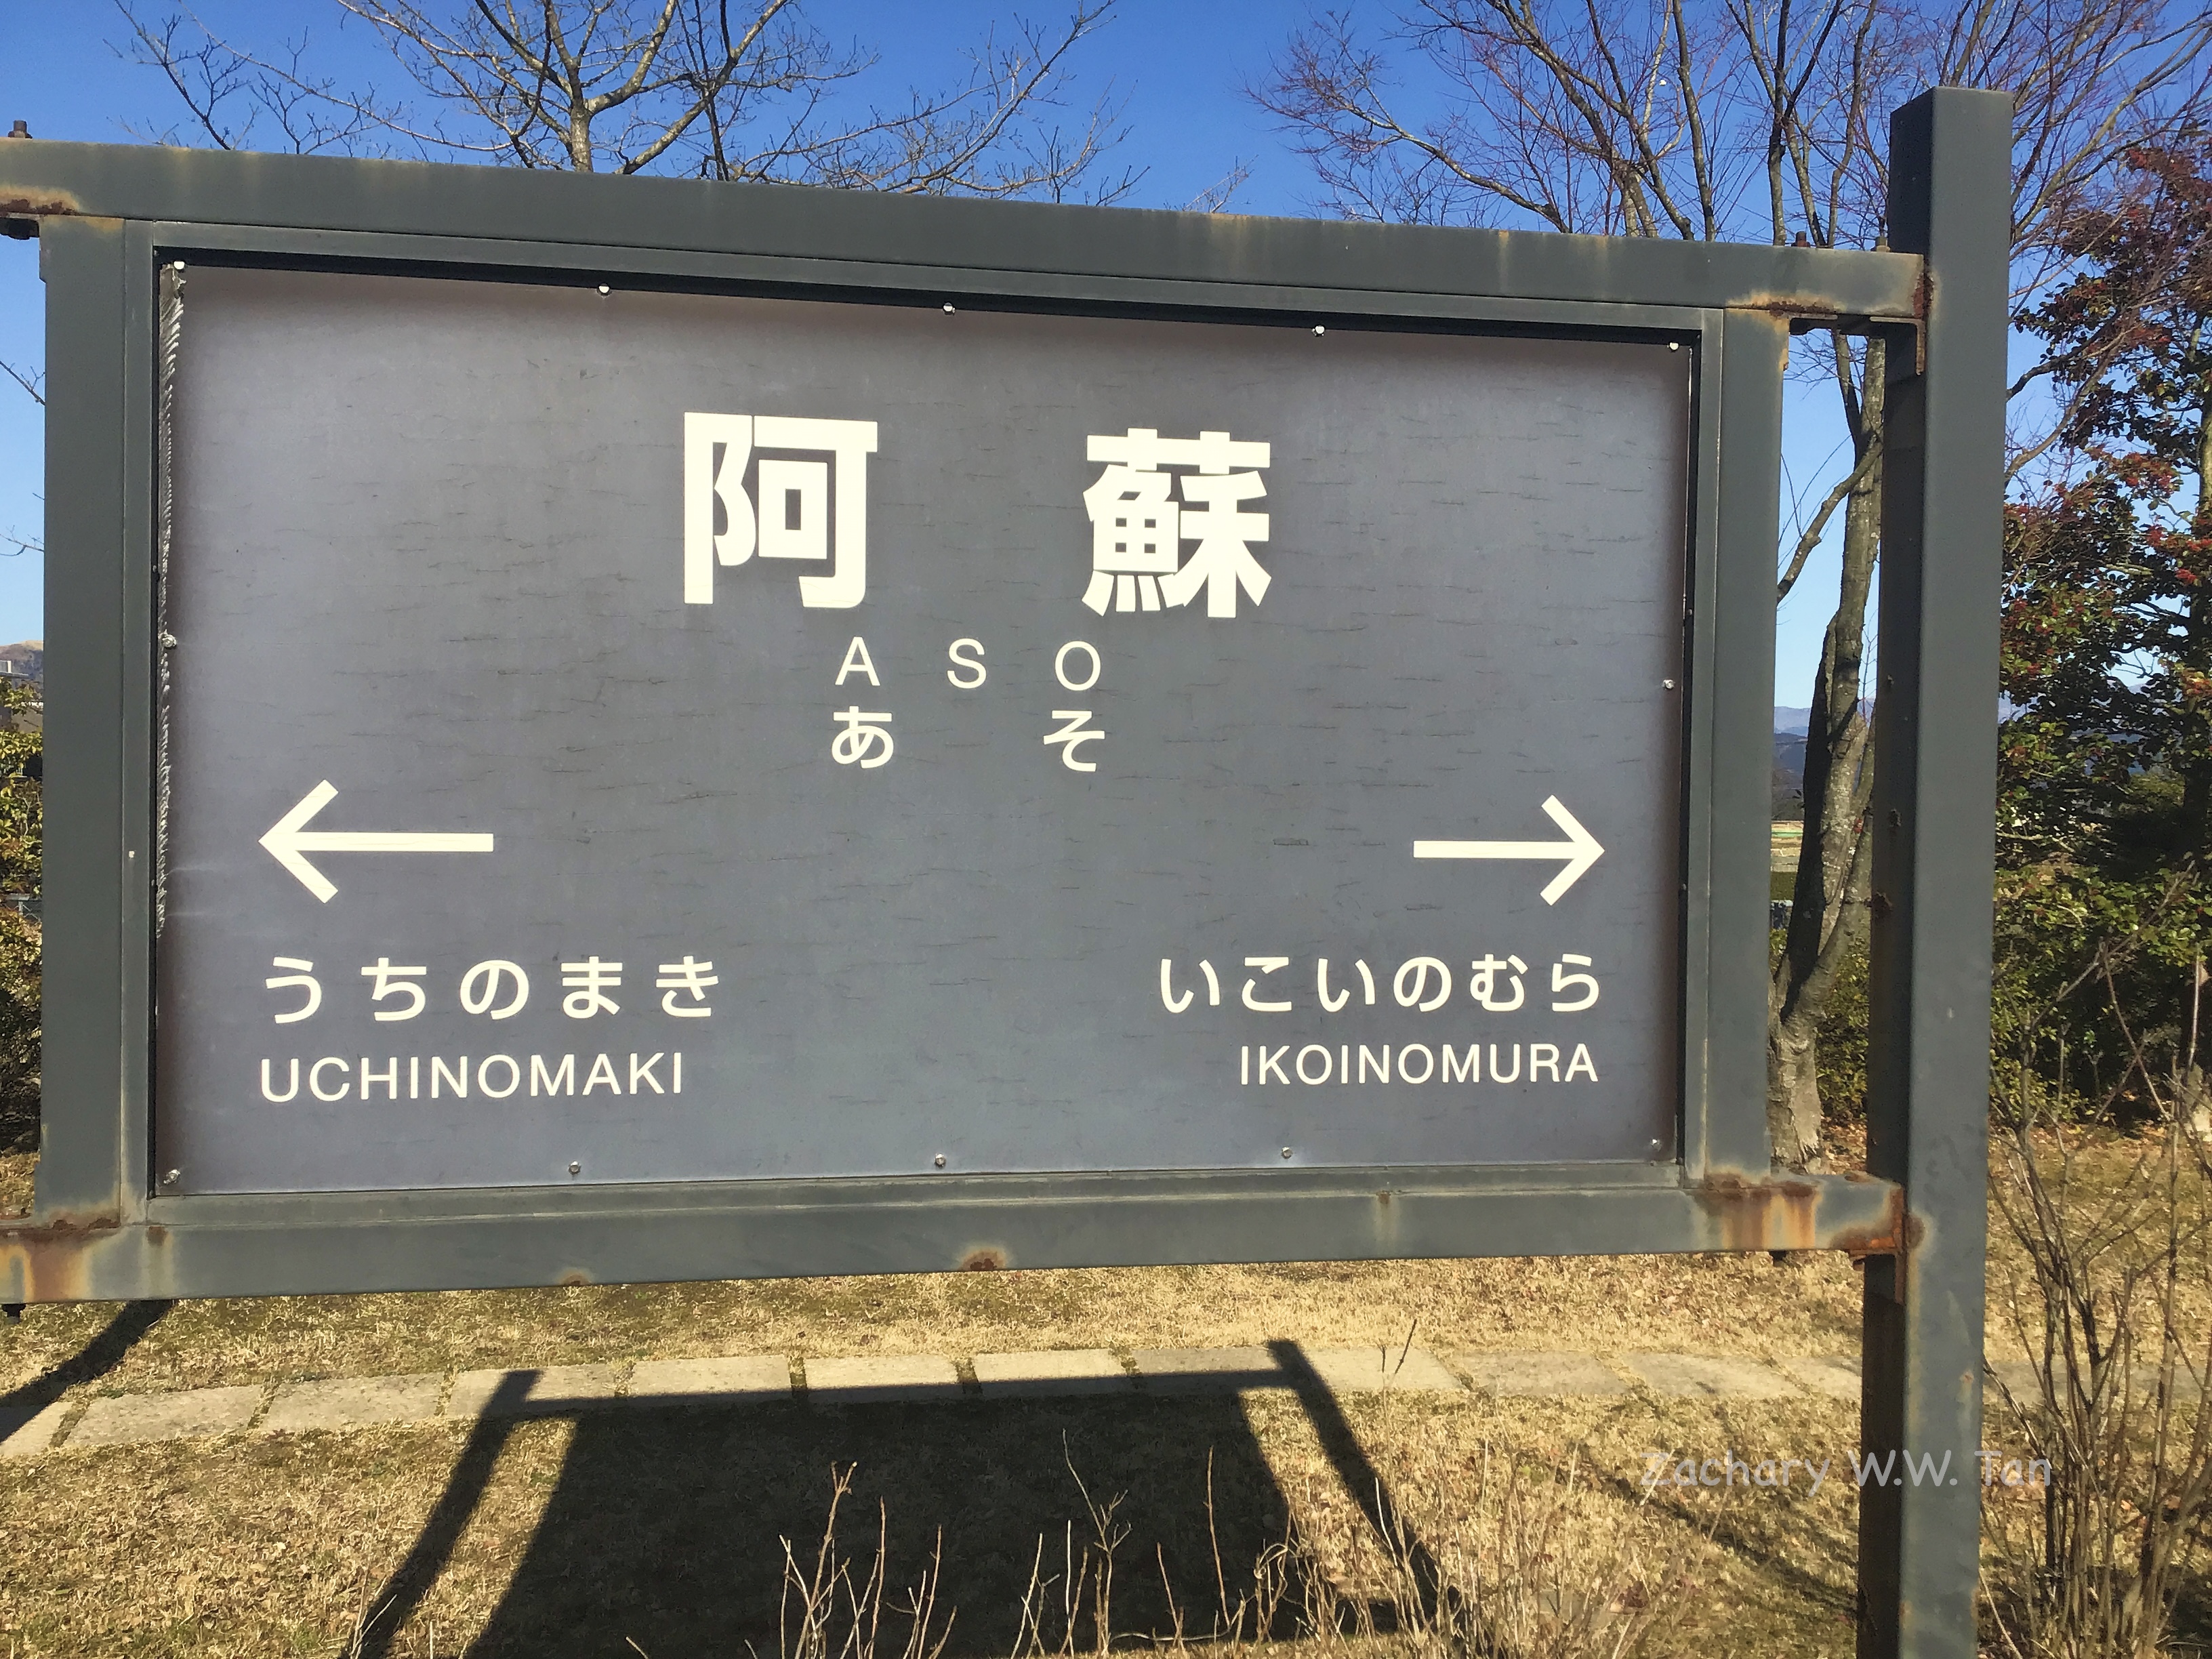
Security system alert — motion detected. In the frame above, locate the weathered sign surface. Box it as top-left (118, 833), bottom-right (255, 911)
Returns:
top-left (153, 265), bottom-right (1689, 1193)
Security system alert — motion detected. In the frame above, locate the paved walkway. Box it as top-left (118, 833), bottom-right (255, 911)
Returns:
top-left (0, 1344), bottom-right (1887, 1460)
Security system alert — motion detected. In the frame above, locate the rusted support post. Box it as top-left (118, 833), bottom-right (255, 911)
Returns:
top-left (1858, 87), bottom-right (2010, 1657)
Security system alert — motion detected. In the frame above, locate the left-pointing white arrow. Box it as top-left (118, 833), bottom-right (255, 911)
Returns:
top-left (1412, 795), bottom-right (1605, 905)
top-left (260, 780), bottom-right (495, 903)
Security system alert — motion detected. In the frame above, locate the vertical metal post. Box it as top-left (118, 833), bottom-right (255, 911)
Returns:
top-left (32, 217), bottom-right (134, 1227)
top-left (1698, 310), bottom-right (1790, 1177)
top-left (1858, 87), bottom-right (2011, 1657)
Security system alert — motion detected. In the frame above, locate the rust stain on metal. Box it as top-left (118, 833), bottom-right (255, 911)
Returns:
top-left (0, 186), bottom-right (82, 218)
top-left (557, 1268), bottom-right (592, 1287)
top-left (1690, 1173), bottom-right (1913, 1258)
top-left (1695, 1172), bottom-right (1822, 1252)
top-left (960, 1247), bottom-right (1007, 1271)
top-left (0, 1210), bottom-right (123, 1301)
top-left (1831, 1185), bottom-right (1914, 1263)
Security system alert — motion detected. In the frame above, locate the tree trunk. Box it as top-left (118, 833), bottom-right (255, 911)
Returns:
top-left (1767, 333), bottom-right (1883, 1166)
top-left (2184, 373), bottom-right (2212, 855)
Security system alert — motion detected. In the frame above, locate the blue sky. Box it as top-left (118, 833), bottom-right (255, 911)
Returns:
top-left (0, 0), bottom-right (1861, 699)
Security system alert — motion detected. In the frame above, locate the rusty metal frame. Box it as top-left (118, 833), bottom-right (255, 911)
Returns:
top-left (0, 139), bottom-right (1933, 1294)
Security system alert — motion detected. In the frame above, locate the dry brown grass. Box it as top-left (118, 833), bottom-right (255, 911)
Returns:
top-left (0, 1386), bottom-right (1864, 1659)
top-left (0, 1250), bottom-right (1868, 1404)
top-left (0, 1137), bottom-right (2184, 1658)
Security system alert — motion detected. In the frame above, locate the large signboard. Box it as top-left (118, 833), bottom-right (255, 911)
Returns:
top-left (1, 105), bottom-right (2007, 1654)
top-left (156, 267), bottom-right (1688, 1194)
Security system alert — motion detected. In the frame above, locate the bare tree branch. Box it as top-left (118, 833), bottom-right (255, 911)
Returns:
top-left (120, 1), bottom-right (1135, 200)
top-left (1184, 159), bottom-right (1254, 215)
top-left (1778, 430), bottom-right (1881, 599)
top-left (0, 363), bottom-right (41, 408)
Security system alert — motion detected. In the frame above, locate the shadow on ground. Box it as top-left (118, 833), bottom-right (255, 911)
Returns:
top-left (366, 1386), bottom-right (1312, 1659)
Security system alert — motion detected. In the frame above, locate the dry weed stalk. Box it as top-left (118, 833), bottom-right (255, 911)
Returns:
top-left (1295, 1440), bottom-right (1683, 1659)
top-left (1010, 1441), bottom-right (1145, 1658)
top-left (777, 1465), bottom-right (953, 1659)
top-left (1986, 949), bottom-right (2212, 1658)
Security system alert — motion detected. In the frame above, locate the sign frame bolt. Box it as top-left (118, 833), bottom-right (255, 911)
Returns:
top-left (161, 1168), bottom-right (180, 1186)
top-left (933, 1153), bottom-right (947, 1168)
top-left (1280, 1147), bottom-right (1293, 1160)
top-left (567, 1161), bottom-right (581, 1175)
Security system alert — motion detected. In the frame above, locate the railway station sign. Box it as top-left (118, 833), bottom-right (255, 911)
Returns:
top-left (158, 266), bottom-right (1689, 1193)
top-left (0, 94), bottom-right (2009, 1656)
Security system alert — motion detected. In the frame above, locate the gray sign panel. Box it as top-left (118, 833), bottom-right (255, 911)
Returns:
top-left (151, 265), bottom-right (1687, 1193)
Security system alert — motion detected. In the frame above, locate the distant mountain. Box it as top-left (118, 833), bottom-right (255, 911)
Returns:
top-left (0, 641), bottom-right (39, 687)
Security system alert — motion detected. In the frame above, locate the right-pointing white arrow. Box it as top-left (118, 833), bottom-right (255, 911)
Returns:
top-left (1412, 795), bottom-right (1605, 905)
top-left (260, 781), bottom-right (495, 903)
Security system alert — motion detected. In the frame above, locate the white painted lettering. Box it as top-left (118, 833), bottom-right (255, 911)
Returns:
top-left (478, 1054), bottom-right (521, 1099)
top-left (1242, 957), bottom-right (1292, 1012)
top-left (309, 1057), bottom-right (350, 1102)
top-left (946, 638), bottom-right (987, 689)
top-left (1393, 957), bottom-right (1452, 1011)
top-left (1161, 958), bottom-right (1194, 1013)
top-left (836, 636), bottom-right (880, 686)
top-left (1054, 640), bottom-right (1101, 692)
top-left (532, 1054), bottom-right (576, 1097)
top-left (260, 1057), bottom-right (300, 1102)
top-left (1316, 958), bottom-right (1351, 1012)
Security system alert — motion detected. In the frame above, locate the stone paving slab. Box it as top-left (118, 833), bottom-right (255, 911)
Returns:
top-left (1620, 1354), bottom-right (1797, 1399)
top-left (70, 1385), bottom-right (266, 1448)
top-left (0, 1343), bottom-right (1932, 1458)
top-left (447, 1364), bottom-right (626, 1418)
top-left (1130, 1347), bottom-right (1283, 1391)
top-left (1453, 1352), bottom-right (1631, 1397)
top-left (805, 1354), bottom-right (963, 1404)
top-left (1778, 1355), bottom-right (1860, 1400)
top-left (264, 1373), bottom-right (446, 1433)
top-left (630, 1355), bottom-right (794, 1403)
top-left (1292, 1347), bottom-right (1465, 1393)
top-left (0, 1400), bottom-right (74, 1459)
top-left (972, 1349), bottom-right (1130, 1396)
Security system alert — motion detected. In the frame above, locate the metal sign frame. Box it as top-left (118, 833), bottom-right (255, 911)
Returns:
top-left (1, 87), bottom-right (2005, 1654)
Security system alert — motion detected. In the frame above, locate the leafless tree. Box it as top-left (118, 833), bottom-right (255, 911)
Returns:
top-left (1256, 0), bottom-right (2211, 1165)
top-left (118, 1), bottom-right (1139, 201)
